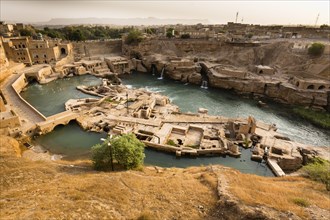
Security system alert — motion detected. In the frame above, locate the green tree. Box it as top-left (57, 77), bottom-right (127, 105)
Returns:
top-left (91, 133), bottom-right (145, 170)
top-left (166, 28), bottom-right (174, 38)
top-left (308, 42), bottom-right (325, 56)
top-left (71, 29), bottom-right (86, 41)
top-left (125, 29), bottom-right (143, 45)
top-left (19, 28), bottom-right (33, 36)
top-left (91, 142), bottom-right (112, 170)
top-left (111, 133), bottom-right (145, 169)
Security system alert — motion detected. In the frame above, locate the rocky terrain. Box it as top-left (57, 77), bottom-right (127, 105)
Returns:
top-left (1, 135), bottom-right (329, 220)
top-left (126, 39), bottom-right (329, 78)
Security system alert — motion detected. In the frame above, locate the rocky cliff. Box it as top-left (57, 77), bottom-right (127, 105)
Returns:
top-left (124, 39), bottom-right (330, 110)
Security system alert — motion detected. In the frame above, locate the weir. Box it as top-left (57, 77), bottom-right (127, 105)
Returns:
top-left (201, 80), bottom-right (208, 89)
top-left (158, 66), bottom-right (165, 80)
top-left (199, 62), bottom-right (210, 89)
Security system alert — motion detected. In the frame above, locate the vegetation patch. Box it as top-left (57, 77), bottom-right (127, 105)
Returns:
top-left (91, 133), bottom-right (145, 170)
top-left (104, 98), bottom-right (120, 104)
top-left (166, 139), bottom-right (177, 146)
top-left (292, 107), bottom-right (330, 129)
top-left (19, 25), bottom-right (134, 41)
top-left (125, 29), bottom-right (143, 45)
top-left (186, 144), bottom-right (199, 149)
top-left (308, 42), bottom-right (325, 56)
top-left (303, 157), bottom-right (330, 191)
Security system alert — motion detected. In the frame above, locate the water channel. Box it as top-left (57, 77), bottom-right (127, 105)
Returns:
top-left (21, 73), bottom-right (330, 176)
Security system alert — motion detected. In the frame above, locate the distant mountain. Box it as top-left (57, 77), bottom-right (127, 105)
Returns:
top-left (34, 17), bottom-right (209, 26)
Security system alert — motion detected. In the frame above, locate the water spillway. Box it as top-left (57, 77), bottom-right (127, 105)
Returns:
top-left (21, 73), bottom-right (330, 176)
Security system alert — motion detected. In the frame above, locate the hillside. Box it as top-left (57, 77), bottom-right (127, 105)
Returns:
top-left (1, 135), bottom-right (329, 219)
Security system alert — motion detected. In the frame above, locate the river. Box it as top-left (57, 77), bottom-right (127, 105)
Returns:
top-left (21, 73), bottom-right (330, 176)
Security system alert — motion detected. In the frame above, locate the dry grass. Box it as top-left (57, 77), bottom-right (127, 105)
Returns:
top-left (223, 169), bottom-right (330, 219)
top-left (0, 136), bottom-right (218, 220)
top-left (2, 135), bottom-right (330, 219)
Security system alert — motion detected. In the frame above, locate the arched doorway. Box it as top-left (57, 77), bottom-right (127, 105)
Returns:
top-left (61, 48), bottom-right (66, 55)
top-left (318, 85), bottom-right (325, 90)
top-left (307, 85), bottom-right (314, 90)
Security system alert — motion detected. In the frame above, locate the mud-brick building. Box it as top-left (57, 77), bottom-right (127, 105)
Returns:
top-left (1, 37), bottom-right (72, 65)
top-left (0, 40), bottom-right (9, 69)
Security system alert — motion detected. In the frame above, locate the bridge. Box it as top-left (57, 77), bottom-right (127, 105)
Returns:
top-left (36, 111), bottom-right (79, 134)
top-left (2, 72), bottom-right (81, 135)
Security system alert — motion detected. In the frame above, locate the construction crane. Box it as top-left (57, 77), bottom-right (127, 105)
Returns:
top-left (314, 13), bottom-right (319, 27)
top-left (235, 12), bottom-right (239, 23)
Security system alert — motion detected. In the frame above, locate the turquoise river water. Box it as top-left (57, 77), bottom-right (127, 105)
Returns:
top-left (20, 73), bottom-right (330, 176)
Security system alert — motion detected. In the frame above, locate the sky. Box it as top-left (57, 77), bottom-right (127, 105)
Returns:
top-left (0, 0), bottom-right (329, 25)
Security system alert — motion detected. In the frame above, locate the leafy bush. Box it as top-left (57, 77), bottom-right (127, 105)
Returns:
top-left (303, 157), bottom-right (330, 191)
top-left (308, 43), bottom-right (325, 56)
top-left (91, 143), bottom-right (112, 170)
top-left (125, 29), bottom-right (143, 45)
top-left (19, 28), bottom-right (34, 36)
top-left (166, 28), bottom-right (174, 38)
top-left (111, 133), bottom-right (145, 169)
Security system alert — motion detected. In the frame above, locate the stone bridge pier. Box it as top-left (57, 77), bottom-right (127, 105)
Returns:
top-left (36, 111), bottom-right (79, 135)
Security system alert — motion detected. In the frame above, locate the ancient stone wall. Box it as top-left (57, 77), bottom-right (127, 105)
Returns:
top-left (207, 75), bottom-right (329, 109)
top-left (72, 40), bottom-right (122, 57)
top-left (11, 73), bottom-right (28, 93)
top-left (0, 111), bottom-right (20, 129)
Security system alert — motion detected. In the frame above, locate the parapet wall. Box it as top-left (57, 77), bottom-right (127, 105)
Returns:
top-left (11, 74), bottom-right (47, 120)
top-left (72, 40), bottom-right (122, 57)
top-left (123, 39), bottom-right (224, 57)
top-left (12, 73), bottom-right (28, 93)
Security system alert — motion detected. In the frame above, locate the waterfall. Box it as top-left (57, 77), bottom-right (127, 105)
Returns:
top-left (201, 80), bottom-right (208, 89)
top-left (158, 67), bottom-right (165, 80)
top-left (152, 66), bottom-right (155, 76)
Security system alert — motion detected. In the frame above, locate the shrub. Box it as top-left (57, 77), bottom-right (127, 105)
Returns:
top-left (19, 28), bottom-right (34, 36)
top-left (91, 143), bottom-right (112, 170)
top-left (308, 43), bottom-right (325, 56)
top-left (303, 157), bottom-right (330, 191)
top-left (111, 133), bottom-right (145, 170)
top-left (125, 29), bottom-right (143, 45)
top-left (166, 32), bottom-right (174, 38)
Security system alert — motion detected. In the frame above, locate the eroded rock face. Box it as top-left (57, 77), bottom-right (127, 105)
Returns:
top-left (124, 39), bottom-right (330, 110)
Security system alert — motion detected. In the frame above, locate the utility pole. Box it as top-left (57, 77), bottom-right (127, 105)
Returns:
top-left (126, 92), bottom-right (129, 114)
top-left (314, 13), bottom-right (320, 27)
top-left (101, 136), bottom-right (114, 171)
